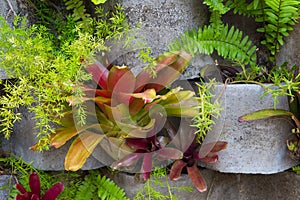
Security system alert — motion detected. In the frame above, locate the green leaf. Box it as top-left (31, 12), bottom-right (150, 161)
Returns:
top-left (91, 0), bottom-right (107, 5)
top-left (238, 109), bottom-right (294, 122)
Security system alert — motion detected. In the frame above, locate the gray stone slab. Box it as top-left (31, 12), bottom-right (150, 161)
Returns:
top-left (200, 84), bottom-right (300, 174)
top-left (0, 175), bottom-right (14, 200)
top-left (9, 107), bottom-right (103, 171)
top-left (102, 168), bottom-right (300, 200)
top-left (105, 0), bottom-right (213, 80)
top-left (276, 22), bottom-right (300, 67)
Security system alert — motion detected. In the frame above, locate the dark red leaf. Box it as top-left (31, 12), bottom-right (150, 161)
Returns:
top-left (125, 138), bottom-right (150, 150)
top-left (141, 153), bottom-right (152, 180)
top-left (155, 147), bottom-right (183, 160)
top-left (142, 153), bottom-right (152, 172)
top-left (16, 183), bottom-right (27, 194)
top-left (42, 182), bottom-right (64, 200)
top-left (31, 194), bottom-right (40, 200)
top-left (29, 172), bottom-right (41, 197)
top-left (169, 160), bottom-right (187, 181)
top-left (15, 194), bottom-right (27, 200)
top-left (187, 163), bottom-right (207, 192)
top-left (111, 152), bottom-right (144, 170)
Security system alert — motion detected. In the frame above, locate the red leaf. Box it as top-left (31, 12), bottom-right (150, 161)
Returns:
top-left (135, 51), bottom-right (179, 93)
top-left (187, 163), bottom-right (207, 193)
top-left (15, 194), bottom-right (28, 200)
top-left (29, 172), bottom-right (41, 197)
top-left (31, 194), bottom-right (40, 200)
top-left (42, 182), bottom-right (64, 200)
top-left (16, 183), bottom-right (27, 194)
top-left (197, 153), bottom-right (219, 163)
top-left (140, 153), bottom-right (152, 181)
top-left (86, 61), bottom-right (109, 90)
top-left (169, 160), bottom-right (187, 181)
top-left (198, 141), bottom-right (227, 158)
top-left (111, 152), bottom-right (143, 170)
top-left (107, 66), bottom-right (135, 92)
top-left (155, 147), bottom-right (183, 160)
top-left (125, 138), bottom-right (150, 150)
top-left (145, 51), bottom-right (191, 92)
top-left (210, 141), bottom-right (228, 153)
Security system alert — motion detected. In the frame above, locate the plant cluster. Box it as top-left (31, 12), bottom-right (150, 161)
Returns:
top-left (169, 0), bottom-right (300, 76)
top-left (0, 0), bottom-right (129, 150)
top-left (0, 156), bottom-right (129, 200)
top-left (133, 168), bottom-right (193, 200)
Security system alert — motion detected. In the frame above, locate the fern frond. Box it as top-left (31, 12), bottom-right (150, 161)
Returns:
top-left (168, 24), bottom-right (257, 67)
top-left (97, 175), bottom-right (129, 200)
top-left (63, 0), bottom-right (92, 31)
top-left (292, 165), bottom-right (300, 175)
top-left (203, 0), bottom-right (230, 14)
top-left (74, 174), bottom-right (98, 200)
top-left (209, 10), bottom-right (224, 36)
top-left (259, 0), bottom-right (300, 59)
top-left (225, 0), bottom-right (265, 17)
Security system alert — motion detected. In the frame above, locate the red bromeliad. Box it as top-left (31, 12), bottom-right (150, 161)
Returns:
top-left (15, 172), bottom-right (64, 200)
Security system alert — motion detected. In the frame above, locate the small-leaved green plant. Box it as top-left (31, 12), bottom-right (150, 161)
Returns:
top-left (0, 1), bottom-right (129, 150)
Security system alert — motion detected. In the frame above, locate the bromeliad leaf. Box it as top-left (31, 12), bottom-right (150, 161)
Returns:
top-left (155, 147), bottom-right (183, 160)
top-left (86, 61), bottom-right (109, 90)
top-left (51, 126), bottom-right (79, 148)
top-left (238, 109), bottom-right (294, 122)
top-left (65, 131), bottom-right (105, 171)
top-left (239, 108), bottom-right (300, 129)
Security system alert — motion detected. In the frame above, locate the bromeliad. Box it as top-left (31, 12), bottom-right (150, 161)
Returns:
top-left (30, 51), bottom-right (199, 171)
top-left (15, 172), bottom-right (64, 200)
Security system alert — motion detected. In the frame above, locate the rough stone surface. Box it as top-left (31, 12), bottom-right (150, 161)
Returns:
top-left (277, 22), bottom-right (300, 67)
top-left (200, 84), bottom-right (300, 174)
top-left (102, 168), bottom-right (300, 200)
top-left (9, 107), bottom-right (103, 171)
top-left (0, 175), bottom-right (14, 200)
top-left (105, 0), bottom-right (213, 79)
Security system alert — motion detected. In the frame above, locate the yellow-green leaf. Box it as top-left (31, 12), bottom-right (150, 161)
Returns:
top-left (64, 132), bottom-right (105, 171)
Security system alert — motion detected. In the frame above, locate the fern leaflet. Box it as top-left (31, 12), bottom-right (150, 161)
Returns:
top-left (168, 24), bottom-right (257, 67)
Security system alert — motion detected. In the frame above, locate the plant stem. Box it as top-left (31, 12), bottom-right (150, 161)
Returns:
top-left (5, 0), bottom-right (16, 18)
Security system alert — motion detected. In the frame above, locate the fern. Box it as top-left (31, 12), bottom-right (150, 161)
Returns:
top-left (203, 0), bottom-right (230, 14)
top-left (74, 172), bottom-right (129, 200)
top-left (226, 0), bottom-right (265, 17)
top-left (259, 0), bottom-right (300, 60)
top-left (97, 175), bottom-right (129, 200)
top-left (63, 0), bottom-right (92, 31)
top-left (292, 165), bottom-right (300, 175)
top-left (74, 174), bottom-right (98, 200)
top-left (169, 24), bottom-right (257, 67)
top-left (226, 0), bottom-right (300, 64)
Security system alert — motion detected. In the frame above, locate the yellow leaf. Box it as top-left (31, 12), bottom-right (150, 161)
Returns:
top-left (64, 132), bottom-right (105, 171)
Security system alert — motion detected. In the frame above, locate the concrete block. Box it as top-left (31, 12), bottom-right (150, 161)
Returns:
top-left (200, 84), bottom-right (300, 174)
top-left (277, 22), bottom-right (300, 67)
top-left (0, 175), bottom-right (14, 200)
top-left (9, 107), bottom-right (103, 171)
top-left (102, 168), bottom-right (300, 199)
top-left (105, 0), bottom-right (213, 80)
